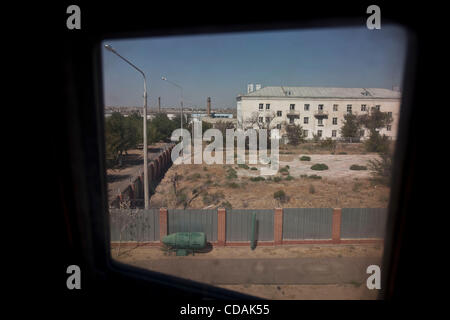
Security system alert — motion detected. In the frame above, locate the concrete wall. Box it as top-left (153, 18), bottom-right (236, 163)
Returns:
top-left (111, 145), bottom-right (175, 208)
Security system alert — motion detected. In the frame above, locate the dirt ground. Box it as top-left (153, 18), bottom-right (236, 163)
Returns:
top-left (149, 162), bottom-right (390, 209)
top-left (111, 244), bottom-right (383, 300)
top-left (112, 243), bottom-right (383, 260)
top-left (217, 284), bottom-right (379, 300)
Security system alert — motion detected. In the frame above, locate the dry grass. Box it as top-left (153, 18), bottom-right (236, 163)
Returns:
top-left (150, 162), bottom-right (390, 209)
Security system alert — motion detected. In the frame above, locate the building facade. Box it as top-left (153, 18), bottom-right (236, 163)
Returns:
top-left (236, 86), bottom-right (401, 141)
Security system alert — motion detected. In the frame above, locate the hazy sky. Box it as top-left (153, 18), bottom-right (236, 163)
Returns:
top-left (102, 25), bottom-right (408, 109)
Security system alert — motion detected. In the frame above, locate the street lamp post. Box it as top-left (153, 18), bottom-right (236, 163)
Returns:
top-left (161, 76), bottom-right (183, 132)
top-left (104, 44), bottom-right (149, 209)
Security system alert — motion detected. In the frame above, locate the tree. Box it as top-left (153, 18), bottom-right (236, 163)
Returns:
top-left (340, 113), bottom-right (361, 141)
top-left (358, 108), bottom-right (393, 152)
top-left (105, 112), bottom-right (139, 168)
top-left (286, 124), bottom-right (304, 146)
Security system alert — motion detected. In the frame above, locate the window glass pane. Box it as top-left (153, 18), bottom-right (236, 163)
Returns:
top-left (102, 24), bottom-right (408, 300)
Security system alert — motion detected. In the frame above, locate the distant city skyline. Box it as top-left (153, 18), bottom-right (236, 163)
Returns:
top-left (102, 25), bottom-right (407, 109)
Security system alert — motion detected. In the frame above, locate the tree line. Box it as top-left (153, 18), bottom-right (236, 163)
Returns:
top-left (104, 112), bottom-right (185, 168)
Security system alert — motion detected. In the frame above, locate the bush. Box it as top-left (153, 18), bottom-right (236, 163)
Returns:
top-left (300, 156), bottom-right (311, 161)
top-left (285, 175), bottom-right (294, 181)
top-left (368, 151), bottom-right (392, 185)
top-left (227, 182), bottom-right (240, 188)
top-left (273, 190), bottom-right (287, 202)
top-left (226, 168), bottom-right (237, 179)
top-left (238, 163), bottom-right (249, 169)
top-left (273, 176), bottom-right (282, 182)
top-left (250, 176), bottom-right (265, 182)
top-left (250, 167), bottom-right (258, 170)
top-left (320, 138), bottom-right (337, 151)
top-left (186, 173), bottom-right (201, 180)
top-left (350, 164), bottom-right (367, 170)
top-left (308, 174), bottom-right (322, 179)
top-left (311, 163), bottom-right (329, 171)
top-left (220, 201), bottom-right (232, 210)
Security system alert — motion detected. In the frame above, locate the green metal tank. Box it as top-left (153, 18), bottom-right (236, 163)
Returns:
top-left (162, 232), bottom-right (207, 250)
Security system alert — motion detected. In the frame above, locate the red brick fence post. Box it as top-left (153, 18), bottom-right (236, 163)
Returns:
top-left (159, 208), bottom-right (168, 243)
top-left (217, 208), bottom-right (226, 246)
top-left (274, 208), bottom-right (283, 245)
top-left (332, 208), bottom-right (342, 243)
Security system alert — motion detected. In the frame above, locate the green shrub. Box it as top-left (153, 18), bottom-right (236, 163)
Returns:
top-left (220, 201), bottom-right (232, 210)
top-left (250, 176), bottom-right (265, 182)
top-left (250, 167), bottom-right (258, 170)
top-left (300, 156), bottom-right (311, 161)
top-left (285, 175), bottom-right (294, 181)
top-left (350, 164), bottom-right (367, 171)
top-left (279, 166), bottom-right (289, 173)
top-left (238, 164), bottom-right (250, 169)
top-left (273, 176), bottom-right (282, 182)
top-left (273, 190), bottom-right (287, 202)
top-left (308, 174), bottom-right (322, 179)
top-left (187, 173), bottom-right (201, 180)
top-left (226, 168), bottom-right (237, 179)
top-left (227, 182), bottom-right (239, 188)
top-left (311, 163), bottom-right (329, 171)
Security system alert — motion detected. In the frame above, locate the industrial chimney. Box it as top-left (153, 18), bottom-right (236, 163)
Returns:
top-left (207, 97), bottom-right (211, 116)
top-left (158, 96), bottom-right (161, 112)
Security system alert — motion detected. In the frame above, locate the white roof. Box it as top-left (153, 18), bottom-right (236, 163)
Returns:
top-left (241, 86), bottom-right (401, 99)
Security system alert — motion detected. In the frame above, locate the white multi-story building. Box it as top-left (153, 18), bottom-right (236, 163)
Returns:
top-left (236, 85), bottom-right (401, 141)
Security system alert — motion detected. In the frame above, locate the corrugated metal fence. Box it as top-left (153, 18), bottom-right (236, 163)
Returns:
top-left (110, 208), bottom-right (159, 242)
top-left (110, 207), bottom-right (387, 243)
top-left (168, 209), bottom-right (218, 242)
top-left (341, 208), bottom-right (387, 239)
top-left (226, 209), bottom-right (274, 241)
top-left (283, 208), bottom-right (333, 240)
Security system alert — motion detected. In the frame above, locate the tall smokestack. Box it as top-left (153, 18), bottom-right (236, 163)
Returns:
top-left (207, 97), bottom-right (211, 116)
top-left (158, 97), bottom-right (161, 112)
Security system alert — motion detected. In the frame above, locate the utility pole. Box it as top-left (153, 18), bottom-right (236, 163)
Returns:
top-left (104, 44), bottom-right (150, 209)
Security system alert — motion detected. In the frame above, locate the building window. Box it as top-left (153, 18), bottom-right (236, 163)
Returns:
top-left (375, 105), bottom-right (381, 111)
top-left (318, 104), bottom-right (324, 111)
top-left (289, 117), bottom-right (294, 124)
top-left (332, 117), bottom-right (337, 125)
top-left (387, 112), bottom-right (392, 117)
top-left (303, 130), bottom-right (308, 137)
top-left (259, 103), bottom-right (264, 110)
top-left (265, 117), bottom-right (270, 123)
top-left (276, 124), bottom-right (282, 129)
top-left (304, 104), bottom-right (310, 111)
top-left (258, 117), bottom-right (263, 123)
top-left (290, 104), bottom-right (295, 110)
top-left (318, 118), bottom-right (323, 126)
top-left (361, 104), bottom-right (367, 111)
top-left (360, 129), bottom-right (365, 137)
top-left (387, 125), bottom-right (392, 131)
top-left (332, 130), bottom-right (337, 137)
top-left (266, 104), bottom-right (270, 110)
top-left (347, 105), bottom-right (352, 114)
top-left (333, 104), bottom-right (338, 111)
top-left (277, 111), bottom-right (282, 117)
top-left (304, 117), bottom-right (309, 124)
top-left (317, 130), bottom-right (322, 137)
